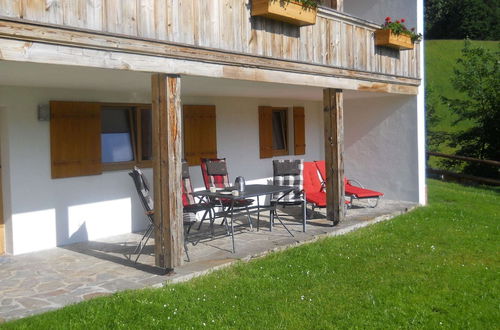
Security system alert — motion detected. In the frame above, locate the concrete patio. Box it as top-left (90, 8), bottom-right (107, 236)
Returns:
top-left (0, 200), bottom-right (417, 322)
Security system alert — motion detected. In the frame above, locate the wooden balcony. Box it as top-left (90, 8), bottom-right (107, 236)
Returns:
top-left (0, 1), bottom-right (420, 89)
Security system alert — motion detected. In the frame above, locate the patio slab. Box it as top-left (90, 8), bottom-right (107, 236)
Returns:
top-left (0, 199), bottom-right (417, 322)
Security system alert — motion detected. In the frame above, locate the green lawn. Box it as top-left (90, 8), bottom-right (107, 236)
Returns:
top-left (425, 40), bottom-right (498, 155)
top-left (4, 180), bottom-right (499, 329)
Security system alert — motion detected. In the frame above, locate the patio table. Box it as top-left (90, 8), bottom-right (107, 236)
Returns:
top-left (193, 184), bottom-right (296, 253)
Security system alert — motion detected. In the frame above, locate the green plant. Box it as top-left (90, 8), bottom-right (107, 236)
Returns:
top-left (382, 17), bottom-right (422, 43)
top-left (280, 0), bottom-right (319, 9)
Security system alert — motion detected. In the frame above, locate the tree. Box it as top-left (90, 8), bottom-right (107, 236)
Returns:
top-left (441, 41), bottom-right (500, 179)
top-left (425, 85), bottom-right (447, 152)
top-left (425, 0), bottom-right (500, 40)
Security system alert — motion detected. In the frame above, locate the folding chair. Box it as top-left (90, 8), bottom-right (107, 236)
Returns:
top-left (182, 161), bottom-right (215, 238)
top-left (314, 160), bottom-right (383, 208)
top-left (128, 166), bottom-right (195, 263)
top-left (200, 158), bottom-right (254, 229)
top-left (271, 159), bottom-right (307, 233)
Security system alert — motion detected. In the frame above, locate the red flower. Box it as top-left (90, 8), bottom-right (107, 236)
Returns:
top-left (396, 20), bottom-right (400, 24)
top-left (411, 27), bottom-right (415, 31)
top-left (385, 16), bottom-right (391, 21)
top-left (401, 18), bottom-right (406, 23)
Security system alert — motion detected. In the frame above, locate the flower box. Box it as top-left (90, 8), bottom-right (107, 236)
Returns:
top-left (375, 29), bottom-right (414, 50)
top-left (251, 0), bottom-right (317, 26)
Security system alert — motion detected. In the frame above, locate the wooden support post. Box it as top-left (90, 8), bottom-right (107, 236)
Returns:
top-left (151, 73), bottom-right (183, 269)
top-left (323, 88), bottom-right (345, 225)
top-left (332, 0), bottom-right (343, 11)
top-left (321, 0), bottom-right (343, 11)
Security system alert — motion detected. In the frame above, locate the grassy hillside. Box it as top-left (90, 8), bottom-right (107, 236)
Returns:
top-left (425, 40), bottom-right (498, 154)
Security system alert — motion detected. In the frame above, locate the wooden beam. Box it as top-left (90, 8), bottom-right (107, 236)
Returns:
top-left (0, 19), bottom-right (421, 92)
top-left (323, 88), bottom-right (344, 225)
top-left (151, 73), bottom-right (183, 269)
top-left (0, 38), bottom-right (419, 96)
top-left (427, 152), bottom-right (500, 167)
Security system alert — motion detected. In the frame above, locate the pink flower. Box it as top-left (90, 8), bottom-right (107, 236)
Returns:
top-left (401, 18), bottom-right (406, 23)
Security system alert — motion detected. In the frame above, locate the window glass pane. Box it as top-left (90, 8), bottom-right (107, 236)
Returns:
top-left (141, 108), bottom-right (152, 160)
top-left (272, 110), bottom-right (287, 150)
top-left (101, 133), bottom-right (134, 162)
top-left (102, 107), bottom-right (131, 133)
top-left (101, 107), bottom-right (134, 163)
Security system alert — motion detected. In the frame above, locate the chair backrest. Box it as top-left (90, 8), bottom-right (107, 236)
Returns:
top-left (181, 161), bottom-right (196, 207)
top-left (314, 161), bottom-right (326, 182)
top-left (303, 161), bottom-right (323, 195)
top-left (200, 158), bottom-right (230, 189)
top-left (129, 166), bottom-right (154, 214)
top-left (314, 160), bottom-right (348, 188)
top-left (272, 159), bottom-right (303, 201)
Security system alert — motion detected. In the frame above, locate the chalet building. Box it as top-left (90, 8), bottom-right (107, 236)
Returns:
top-left (0, 0), bottom-right (425, 269)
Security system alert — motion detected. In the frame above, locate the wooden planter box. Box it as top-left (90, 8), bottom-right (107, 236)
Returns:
top-left (251, 0), bottom-right (317, 26)
top-left (375, 29), bottom-right (414, 50)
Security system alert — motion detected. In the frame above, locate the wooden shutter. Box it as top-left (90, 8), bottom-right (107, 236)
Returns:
top-left (293, 107), bottom-right (306, 155)
top-left (259, 106), bottom-right (274, 159)
top-left (50, 101), bottom-right (102, 179)
top-left (183, 105), bottom-right (217, 166)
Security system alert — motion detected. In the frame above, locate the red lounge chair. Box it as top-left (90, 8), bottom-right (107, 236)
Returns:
top-left (303, 161), bottom-right (349, 217)
top-left (314, 160), bottom-right (383, 208)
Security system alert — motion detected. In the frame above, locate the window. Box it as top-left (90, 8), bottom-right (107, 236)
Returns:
top-left (259, 106), bottom-right (305, 159)
top-left (101, 107), bottom-right (134, 163)
top-left (50, 101), bottom-right (152, 178)
top-left (271, 108), bottom-right (289, 156)
top-left (100, 105), bottom-right (152, 171)
top-left (183, 105), bottom-right (217, 166)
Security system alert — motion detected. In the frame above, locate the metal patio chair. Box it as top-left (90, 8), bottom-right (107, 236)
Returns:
top-left (271, 159), bottom-right (307, 232)
top-left (200, 158), bottom-right (254, 229)
top-left (182, 161), bottom-right (216, 238)
top-left (128, 166), bottom-right (196, 263)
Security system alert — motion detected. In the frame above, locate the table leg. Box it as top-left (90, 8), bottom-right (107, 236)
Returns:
top-left (257, 198), bottom-right (260, 231)
top-left (230, 200), bottom-right (235, 253)
top-left (270, 205), bottom-right (274, 232)
top-left (303, 200), bottom-right (307, 232)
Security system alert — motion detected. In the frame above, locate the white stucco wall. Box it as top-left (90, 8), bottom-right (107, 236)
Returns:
top-left (344, 95), bottom-right (419, 202)
top-left (0, 84), bottom-right (421, 254)
top-left (344, 0), bottom-right (426, 204)
top-left (181, 96), bottom-right (325, 189)
top-left (0, 87), bottom-right (152, 254)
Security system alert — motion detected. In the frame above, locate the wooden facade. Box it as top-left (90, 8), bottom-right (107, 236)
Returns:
top-left (0, 1), bottom-right (420, 83)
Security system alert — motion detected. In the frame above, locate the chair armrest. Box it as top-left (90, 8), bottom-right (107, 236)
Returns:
top-left (347, 178), bottom-right (364, 188)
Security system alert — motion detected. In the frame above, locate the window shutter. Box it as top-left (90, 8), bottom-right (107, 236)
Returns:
top-left (50, 101), bottom-right (102, 179)
top-left (293, 107), bottom-right (306, 155)
top-left (259, 106), bottom-right (274, 159)
top-left (183, 105), bottom-right (217, 166)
